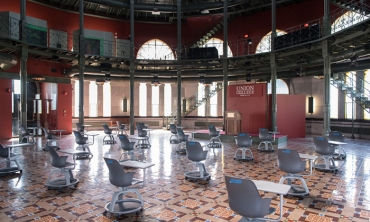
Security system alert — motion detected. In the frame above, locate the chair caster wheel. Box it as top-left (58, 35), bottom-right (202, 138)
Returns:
top-left (19, 170), bottom-right (23, 173)
top-left (102, 211), bottom-right (107, 216)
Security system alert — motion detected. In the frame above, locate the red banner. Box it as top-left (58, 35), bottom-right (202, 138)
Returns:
top-left (228, 84), bottom-right (265, 97)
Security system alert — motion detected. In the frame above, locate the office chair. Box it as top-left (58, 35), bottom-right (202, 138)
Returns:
top-left (225, 176), bottom-right (276, 221)
top-left (328, 131), bottom-right (346, 160)
top-left (136, 125), bottom-right (151, 148)
top-left (136, 122), bottom-right (147, 130)
top-left (72, 130), bottom-right (92, 158)
top-left (184, 141), bottom-right (210, 182)
top-left (277, 149), bottom-right (310, 196)
top-left (169, 124), bottom-right (179, 144)
top-left (41, 127), bottom-right (60, 151)
top-left (176, 128), bottom-right (189, 153)
top-left (0, 144), bottom-right (22, 175)
top-left (257, 128), bottom-right (275, 152)
top-left (19, 125), bottom-right (35, 143)
top-left (313, 137), bottom-right (338, 172)
top-left (234, 132), bottom-right (254, 161)
top-left (116, 121), bottom-right (127, 136)
top-left (118, 134), bottom-right (137, 162)
top-left (75, 123), bottom-right (85, 134)
top-left (207, 125), bottom-right (222, 148)
top-left (102, 124), bottom-right (116, 144)
top-left (103, 157), bottom-right (144, 218)
top-left (46, 148), bottom-right (79, 189)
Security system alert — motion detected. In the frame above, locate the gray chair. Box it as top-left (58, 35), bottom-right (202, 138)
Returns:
top-left (116, 121), bottom-right (127, 136)
top-left (234, 132), bottom-right (254, 161)
top-left (136, 122), bottom-right (147, 130)
top-left (46, 148), bottom-right (78, 189)
top-left (19, 125), bottom-right (35, 143)
top-left (257, 128), bottom-right (274, 152)
top-left (313, 137), bottom-right (338, 172)
top-left (75, 123), bottom-right (85, 134)
top-left (169, 124), bottom-right (179, 144)
top-left (103, 157), bottom-right (143, 218)
top-left (176, 128), bottom-right (189, 153)
top-left (207, 125), bottom-right (222, 148)
top-left (278, 149), bottom-right (309, 196)
top-left (184, 141), bottom-right (210, 182)
top-left (118, 134), bottom-right (137, 162)
top-left (102, 124), bottom-right (116, 144)
top-left (41, 127), bottom-right (59, 151)
top-left (72, 130), bottom-right (92, 158)
top-left (328, 131), bottom-right (346, 159)
top-left (0, 144), bottom-right (22, 175)
top-left (225, 176), bottom-right (276, 221)
top-left (136, 125), bottom-right (151, 148)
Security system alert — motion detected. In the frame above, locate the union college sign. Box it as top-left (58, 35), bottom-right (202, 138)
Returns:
top-left (228, 84), bottom-right (264, 97)
top-left (236, 85), bottom-right (254, 96)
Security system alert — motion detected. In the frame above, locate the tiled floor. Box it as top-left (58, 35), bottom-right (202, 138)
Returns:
top-left (1, 129), bottom-right (370, 222)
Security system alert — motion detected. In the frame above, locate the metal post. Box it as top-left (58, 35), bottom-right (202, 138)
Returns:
top-left (351, 97), bottom-right (355, 139)
top-left (270, 0), bottom-right (278, 132)
top-left (78, 0), bottom-right (85, 125)
top-left (322, 39), bottom-right (331, 136)
top-left (19, 0), bottom-right (28, 131)
top-left (129, 0), bottom-right (135, 135)
top-left (177, 0), bottom-right (182, 126)
top-left (222, 0), bottom-right (228, 131)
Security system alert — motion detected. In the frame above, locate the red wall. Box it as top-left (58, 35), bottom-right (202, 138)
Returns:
top-left (57, 84), bottom-right (72, 134)
top-left (0, 79), bottom-right (13, 139)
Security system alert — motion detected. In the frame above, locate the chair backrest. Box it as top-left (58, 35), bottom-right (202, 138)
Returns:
top-left (225, 176), bottom-right (272, 218)
top-left (259, 128), bottom-right (271, 140)
top-left (102, 124), bottom-right (112, 134)
top-left (313, 137), bottom-right (335, 155)
top-left (277, 149), bottom-right (305, 174)
top-left (75, 123), bottom-right (85, 133)
top-left (137, 126), bottom-right (147, 137)
top-left (19, 125), bottom-right (29, 136)
top-left (42, 127), bottom-right (52, 139)
top-left (49, 147), bottom-right (67, 168)
top-left (170, 124), bottom-right (177, 134)
top-left (208, 125), bottom-right (219, 137)
top-left (137, 122), bottom-right (146, 129)
top-left (186, 141), bottom-right (207, 161)
top-left (329, 131), bottom-right (344, 142)
top-left (0, 144), bottom-right (9, 158)
top-left (177, 128), bottom-right (188, 142)
top-left (116, 121), bottom-right (125, 130)
top-left (118, 134), bottom-right (134, 151)
top-left (235, 132), bottom-right (253, 147)
top-left (104, 157), bottom-right (135, 187)
top-left (73, 130), bottom-right (86, 145)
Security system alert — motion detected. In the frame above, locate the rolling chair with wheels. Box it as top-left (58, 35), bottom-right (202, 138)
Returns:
top-left (225, 176), bottom-right (276, 222)
top-left (102, 124), bottom-right (116, 144)
top-left (277, 149), bottom-right (310, 197)
top-left (176, 128), bottom-right (189, 153)
top-left (0, 144), bottom-right (22, 175)
top-left (75, 123), bottom-right (85, 134)
top-left (313, 137), bottom-right (339, 172)
top-left (46, 148), bottom-right (78, 189)
top-left (19, 125), bottom-right (35, 143)
top-left (103, 157), bottom-right (144, 218)
top-left (257, 128), bottom-right (275, 152)
top-left (118, 134), bottom-right (138, 162)
top-left (116, 121), bottom-right (127, 136)
top-left (328, 131), bottom-right (346, 160)
top-left (169, 124), bottom-right (179, 144)
top-left (184, 141), bottom-right (210, 182)
top-left (207, 125), bottom-right (222, 148)
top-left (234, 132), bottom-right (254, 161)
top-left (136, 125), bottom-right (151, 148)
top-left (72, 131), bottom-right (92, 158)
top-left (41, 127), bottom-right (60, 151)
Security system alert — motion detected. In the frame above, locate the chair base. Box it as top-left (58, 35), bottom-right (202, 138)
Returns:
top-left (184, 162), bottom-right (210, 182)
top-left (176, 142), bottom-right (187, 154)
top-left (0, 167), bottom-right (22, 175)
top-left (47, 178), bottom-right (79, 189)
top-left (234, 148), bottom-right (254, 161)
top-left (104, 199), bottom-right (143, 216)
top-left (257, 142), bottom-right (274, 152)
top-left (333, 147), bottom-right (346, 160)
top-left (103, 135), bottom-right (116, 144)
top-left (279, 175), bottom-right (309, 197)
top-left (314, 156), bottom-right (339, 172)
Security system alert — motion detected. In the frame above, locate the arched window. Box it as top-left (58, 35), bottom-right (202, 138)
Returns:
top-left (332, 11), bottom-right (369, 34)
top-left (267, 79), bottom-right (289, 94)
top-left (136, 39), bottom-right (175, 60)
top-left (201, 37), bottom-right (233, 57)
top-left (255, 30), bottom-right (287, 54)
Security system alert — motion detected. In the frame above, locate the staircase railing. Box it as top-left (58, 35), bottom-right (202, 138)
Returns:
top-left (162, 83), bottom-right (224, 128)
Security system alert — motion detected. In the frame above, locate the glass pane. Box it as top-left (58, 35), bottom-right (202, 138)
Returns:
top-left (164, 84), bottom-right (172, 116)
top-left (365, 71), bottom-right (370, 120)
top-left (74, 80), bottom-right (79, 117)
top-left (330, 85), bottom-right (338, 118)
top-left (198, 83), bottom-right (205, 116)
top-left (202, 38), bottom-right (233, 57)
top-left (268, 79), bottom-right (289, 94)
top-left (210, 83), bottom-right (218, 116)
top-left (137, 39), bottom-right (174, 60)
top-left (139, 83), bottom-right (147, 116)
top-left (89, 81), bottom-right (98, 117)
top-left (256, 30), bottom-right (286, 54)
top-left (152, 86), bottom-right (159, 116)
top-left (103, 82), bottom-right (111, 117)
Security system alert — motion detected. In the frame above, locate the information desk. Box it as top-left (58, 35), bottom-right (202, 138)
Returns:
top-left (50, 129), bottom-right (66, 139)
top-left (252, 180), bottom-right (291, 221)
top-left (119, 160), bottom-right (155, 187)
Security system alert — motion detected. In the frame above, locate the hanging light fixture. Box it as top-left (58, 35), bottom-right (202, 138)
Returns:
top-left (96, 79), bottom-right (105, 86)
top-left (31, 74), bottom-right (46, 81)
top-left (151, 72), bottom-right (161, 86)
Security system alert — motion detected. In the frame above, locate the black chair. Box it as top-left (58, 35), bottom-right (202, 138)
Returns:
top-left (0, 144), bottom-right (22, 175)
top-left (103, 157), bottom-right (143, 217)
top-left (72, 130), bottom-right (92, 158)
top-left (169, 124), bottom-right (179, 144)
top-left (136, 122), bottom-right (147, 130)
top-left (75, 123), bottom-right (85, 134)
top-left (234, 132), bottom-right (254, 161)
top-left (176, 128), bottom-right (189, 153)
top-left (41, 127), bottom-right (59, 151)
top-left (102, 124), bottom-right (116, 144)
top-left (184, 141), bottom-right (210, 182)
top-left (313, 137), bottom-right (338, 172)
top-left (225, 176), bottom-right (276, 221)
top-left (257, 128), bottom-right (274, 152)
top-left (116, 121), bottom-right (127, 136)
top-left (278, 149), bottom-right (309, 196)
top-left (207, 125), bottom-right (222, 148)
top-left (328, 131), bottom-right (346, 159)
top-left (136, 125), bottom-right (151, 148)
top-left (46, 148), bottom-right (78, 189)
top-left (118, 134), bottom-right (137, 162)
top-left (19, 125), bottom-right (35, 143)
